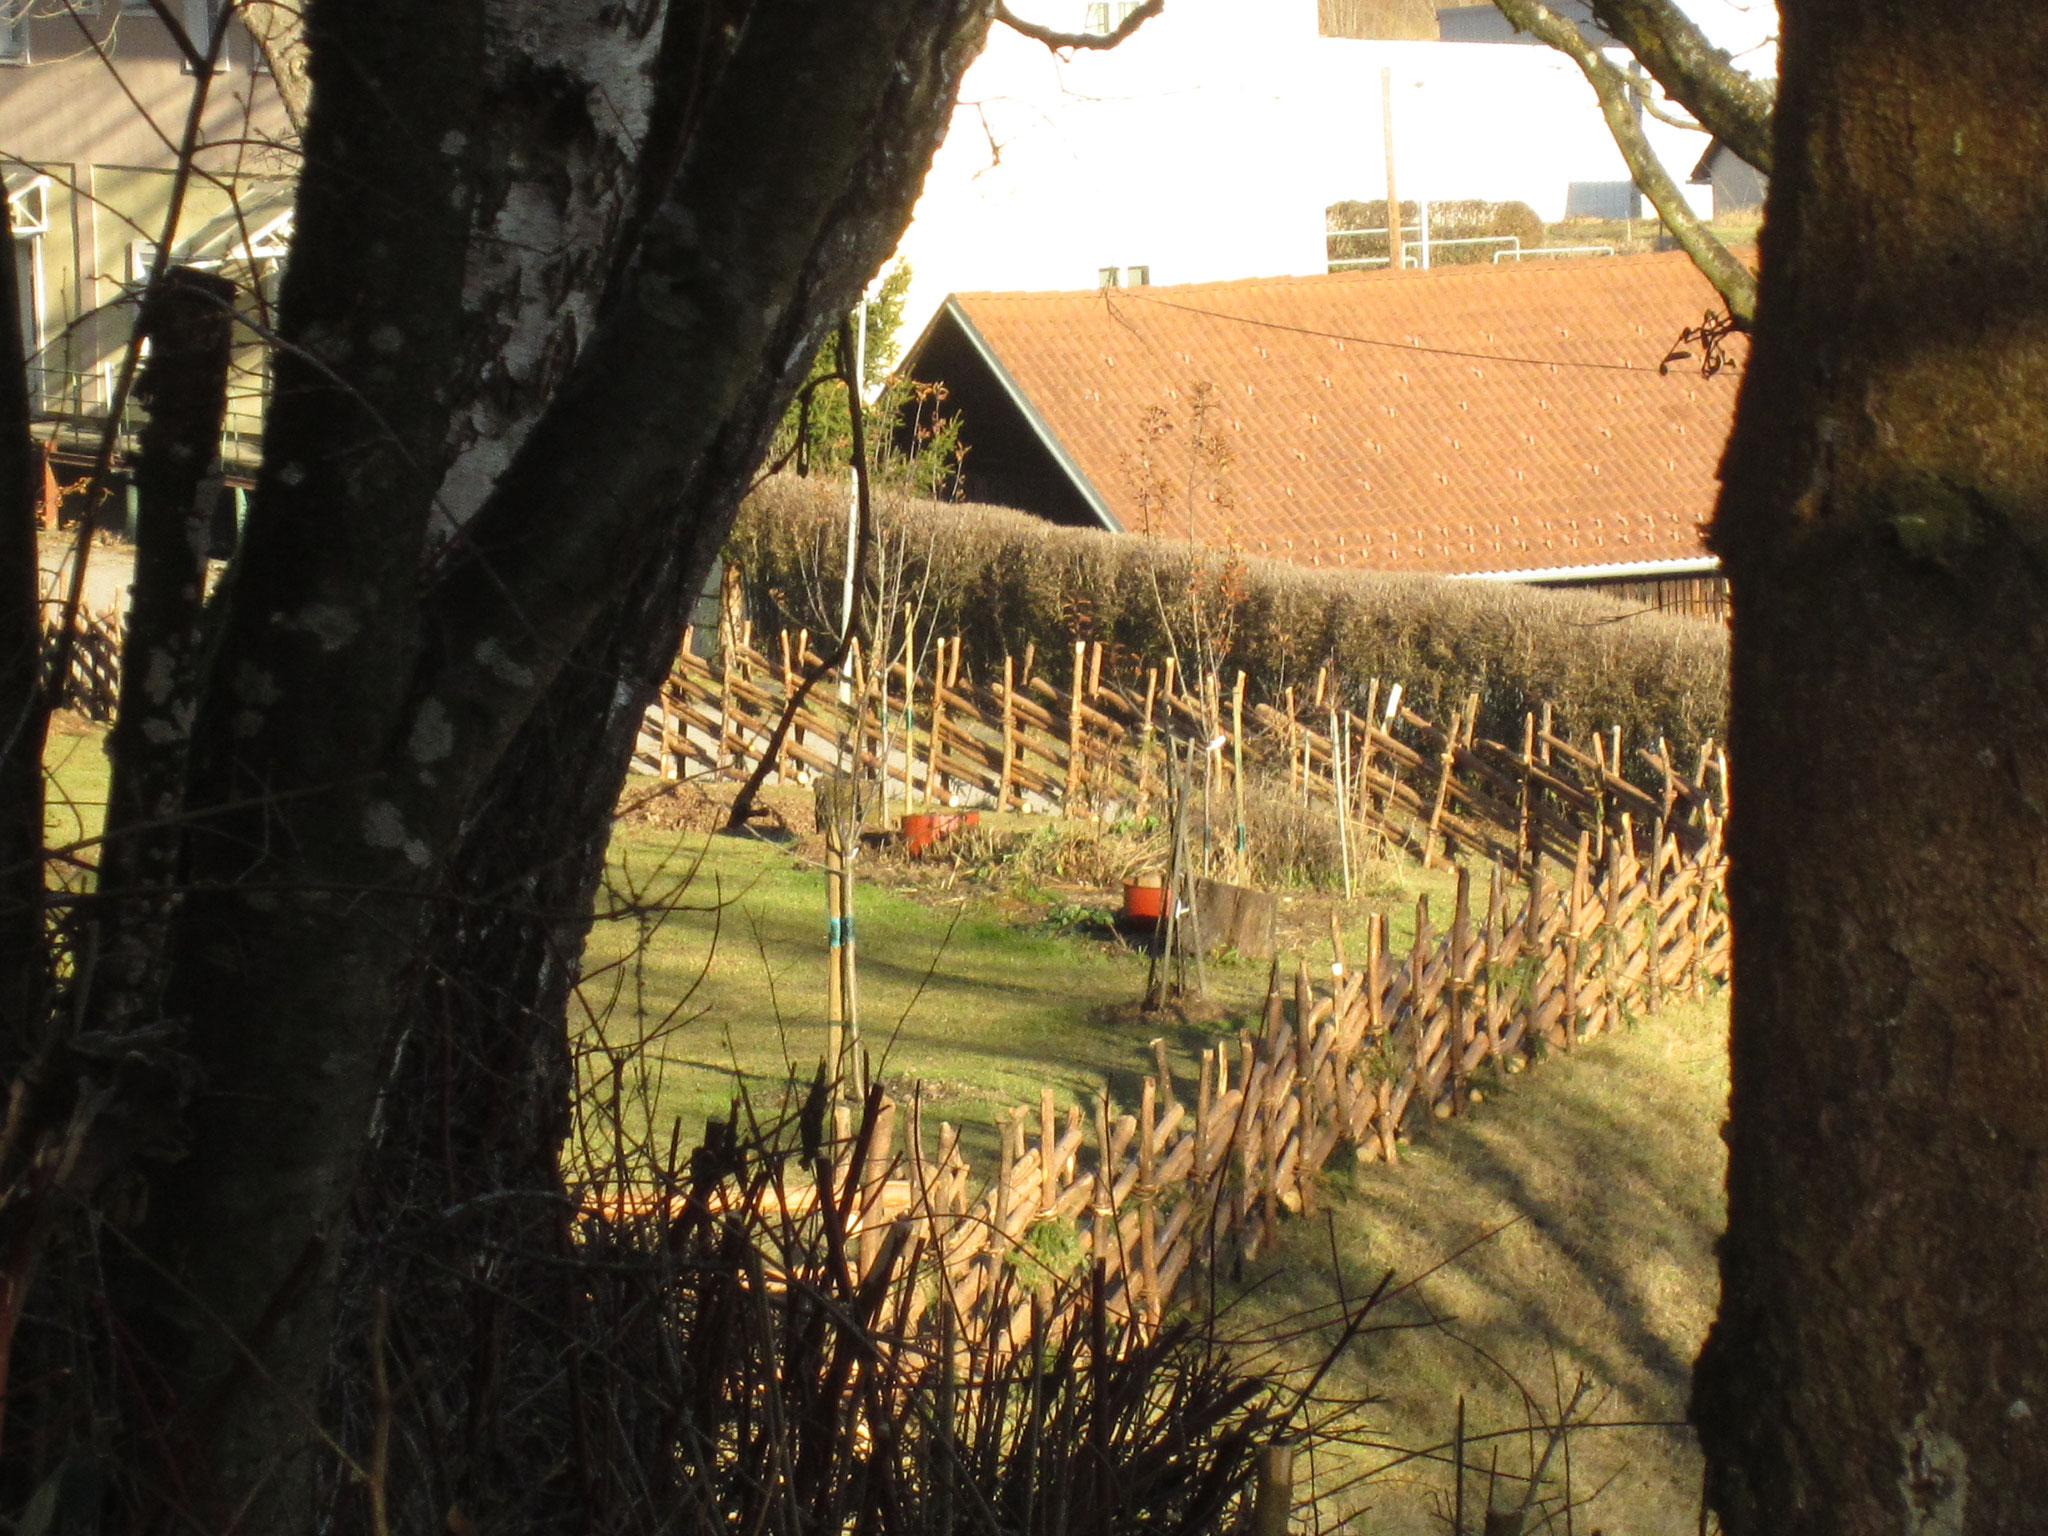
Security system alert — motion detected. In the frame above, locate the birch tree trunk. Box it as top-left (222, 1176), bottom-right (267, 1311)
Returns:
top-left (1693, 2), bottom-right (2048, 1529)
top-left (93, 0), bottom-right (989, 1525)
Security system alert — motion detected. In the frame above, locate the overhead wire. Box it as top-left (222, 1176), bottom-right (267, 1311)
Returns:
top-left (1116, 287), bottom-right (1673, 376)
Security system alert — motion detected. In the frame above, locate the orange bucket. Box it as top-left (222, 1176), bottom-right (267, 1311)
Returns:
top-left (1122, 881), bottom-right (1168, 929)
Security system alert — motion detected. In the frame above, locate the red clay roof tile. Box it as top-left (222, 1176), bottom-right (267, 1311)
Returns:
top-left (949, 251), bottom-right (1745, 576)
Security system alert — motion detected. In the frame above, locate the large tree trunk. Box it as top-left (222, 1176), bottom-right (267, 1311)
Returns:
top-left (0, 158), bottom-right (43, 1041)
top-left (1693, 2), bottom-right (2048, 1529)
top-left (99, 1), bottom-right (989, 1525)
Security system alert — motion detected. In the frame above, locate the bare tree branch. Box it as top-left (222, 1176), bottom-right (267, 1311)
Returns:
top-left (1584, 0), bottom-right (1773, 173)
top-left (994, 0), bottom-right (1163, 51)
top-left (1491, 0), bottom-right (1757, 327)
top-left (142, 0), bottom-right (209, 76)
top-left (1637, 84), bottom-right (1701, 132)
top-left (240, 0), bottom-right (312, 136)
top-left (725, 313), bottom-right (876, 834)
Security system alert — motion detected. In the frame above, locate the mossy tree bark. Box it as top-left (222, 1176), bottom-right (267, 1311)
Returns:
top-left (1694, 2), bottom-right (2048, 1529)
top-left (88, 0), bottom-right (989, 1526)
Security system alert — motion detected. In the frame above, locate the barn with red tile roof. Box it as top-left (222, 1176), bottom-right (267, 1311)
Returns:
top-left (897, 250), bottom-right (1743, 617)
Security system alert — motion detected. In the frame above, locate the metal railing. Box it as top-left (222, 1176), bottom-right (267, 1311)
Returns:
top-left (1328, 230), bottom-right (1525, 271)
top-left (1493, 244), bottom-right (1616, 263)
top-left (32, 366), bottom-right (266, 476)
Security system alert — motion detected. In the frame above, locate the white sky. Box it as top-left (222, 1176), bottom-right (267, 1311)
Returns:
top-left (884, 0), bottom-right (1777, 345)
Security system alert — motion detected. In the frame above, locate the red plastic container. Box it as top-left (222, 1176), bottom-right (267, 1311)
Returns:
top-left (1122, 881), bottom-right (1168, 930)
top-left (902, 813), bottom-right (942, 856)
top-left (901, 810), bottom-right (980, 857)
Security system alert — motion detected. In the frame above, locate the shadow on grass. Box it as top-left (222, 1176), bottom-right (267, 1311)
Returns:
top-left (1231, 998), bottom-right (1730, 1536)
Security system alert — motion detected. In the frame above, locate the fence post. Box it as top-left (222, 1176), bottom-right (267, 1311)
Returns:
top-left (1040, 1085), bottom-right (1058, 1217)
top-left (1281, 684), bottom-right (1297, 795)
top-left (897, 607), bottom-right (914, 819)
top-left (1483, 863), bottom-right (1504, 1065)
top-left (1366, 909), bottom-right (1385, 1040)
top-left (1367, 915), bottom-right (1394, 1162)
top-left (1253, 1441), bottom-right (1295, 1536)
top-left (1689, 847), bottom-right (1710, 998)
top-left (1332, 706), bottom-right (1353, 898)
top-left (1602, 835), bottom-right (1624, 1036)
top-left (1450, 863), bottom-right (1472, 1113)
top-left (1564, 835), bottom-right (1590, 1050)
top-left (999, 654), bottom-right (1017, 812)
top-left (1232, 669), bottom-right (1249, 868)
top-left (1525, 859), bottom-right (1548, 1050)
top-left (1137, 667), bottom-right (1160, 819)
top-left (1356, 679), bottom-right (1381, 828)
top-left (716, 612), bottom-right (736, 777)
top-left (1425, 711), bottom-right (1462, 868)
top-left (1092, 1090), bottom-right (1116, 1281)
top-left (1151, 1036), bottom-right (1180, 1117)
top-left (992, 1110), bottom-right (1017, 1295)
top-left (858, 1097), bottom-right (896, 1279)
top-left (1066, 639), bottom-right (1086, 813)
top-left (1139, 1075), bottom-right (1160, 1323)
top-left (1592, 730), bottom-right (1612, 865)
top-left (1260, 1077), bottom-right (1281, 1253)
top-left (925, 641), bottom-right (949, 808)
top-left (1517, 709), bottom-right (1537, 872)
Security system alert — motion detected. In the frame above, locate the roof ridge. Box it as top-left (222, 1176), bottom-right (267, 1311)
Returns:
top-left (952, 248), bottom-right (1733, 304)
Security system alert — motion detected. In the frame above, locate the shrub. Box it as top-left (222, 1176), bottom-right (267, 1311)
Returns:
top-left (729, 476), bottom-right (1729, 767)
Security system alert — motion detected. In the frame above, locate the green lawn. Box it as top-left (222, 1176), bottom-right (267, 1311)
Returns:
top-left (44, 717), bottom-right (110, 854)
top-left (39, 730), bottom-right (1463, 1164)
top-left (585, 789), bottom-right (1466, 1163)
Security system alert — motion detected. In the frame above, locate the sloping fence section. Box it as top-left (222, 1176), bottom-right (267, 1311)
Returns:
top-left (638, 625), bottom-right (1727, 866)
top-left (45, 609), bottom-right (1726, 871)
top-left (678, 821), bottom-right (1728, 1357)
top-left (40, 602), bottom-right (123, 720)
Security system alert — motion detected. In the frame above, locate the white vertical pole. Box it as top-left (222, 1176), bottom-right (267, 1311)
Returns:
top-left (839, 296), bottom-right (866, 641)
top-left (1381, 67), bottom-right (1403, 272)
top-left (837, 296), bottom-right (868, 743)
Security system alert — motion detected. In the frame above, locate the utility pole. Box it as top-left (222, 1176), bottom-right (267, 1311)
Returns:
top-left (1381, 67), bottom-right (1404, 272)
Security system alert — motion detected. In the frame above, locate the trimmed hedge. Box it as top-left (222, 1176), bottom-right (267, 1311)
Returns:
top-left (730, 476), bottom-right (1728, 766)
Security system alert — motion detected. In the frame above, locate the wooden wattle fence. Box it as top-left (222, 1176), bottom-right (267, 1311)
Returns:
top-left (40, 602), bottom-right (123, 721)
top-left (639, 623), bottom-right (1727, 868)
top-left (678, 818), bottom-right (1729, 1358)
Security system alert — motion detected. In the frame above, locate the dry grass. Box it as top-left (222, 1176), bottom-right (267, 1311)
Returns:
top-left (943, 816), bottom-right (1169, 893)
top-left (732, 477), bottom-right (1728, 771)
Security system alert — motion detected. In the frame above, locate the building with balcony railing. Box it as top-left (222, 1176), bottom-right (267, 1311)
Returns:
top-left (3, 0), bottom-right (294, 508)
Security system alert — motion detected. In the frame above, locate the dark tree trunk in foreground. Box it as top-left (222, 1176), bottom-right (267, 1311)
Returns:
top-left (95, 267), bottom-right (237, 1031)
top-left (0, 174), bottom-right (43, 1039)
top-left (86, 0), bottom-right (989, 1525)
top-left (1694, 2), bottom-right (2048, 1528)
